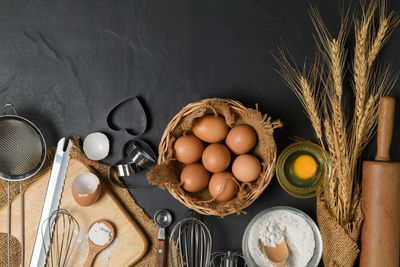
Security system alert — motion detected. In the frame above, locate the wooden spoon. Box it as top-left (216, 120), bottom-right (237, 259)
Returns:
top-left (258, 238), bottom-right (289, 267)
top-left (83, 220), bottom-right (115, 267)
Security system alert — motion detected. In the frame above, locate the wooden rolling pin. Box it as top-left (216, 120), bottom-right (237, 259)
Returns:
top-left (360, 96), bottom-right (400, 267)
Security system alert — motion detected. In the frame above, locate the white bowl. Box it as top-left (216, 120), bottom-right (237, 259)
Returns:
top-left (242, 206), bottom-right (322, 267)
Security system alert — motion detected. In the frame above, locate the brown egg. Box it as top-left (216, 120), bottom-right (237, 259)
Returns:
top-left (202, 143), bottom-right (231, 173)
top-left (174, 135), bottom-right (204, 164)
top-left (232, 154), bottom-right (261, 182)
top-left (192, 115), bottom-right (228, 143)
top-left (72, 172), bottom-right (102, 207)
top-left (225, 125), bottom-right (257, 154)
top-left (180, 163), bottom-right (210, 192)
top-left (208, 171), bottom-right (238, 201)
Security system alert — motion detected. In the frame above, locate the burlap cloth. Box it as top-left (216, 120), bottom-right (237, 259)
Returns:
top-left (0, 137), bottom-right (165, 267)
top-left (317, 194), bottom-right (363, 267)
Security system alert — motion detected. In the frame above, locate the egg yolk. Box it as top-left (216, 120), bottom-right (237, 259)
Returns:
top-left (293, 155), bottom-right (317, 179)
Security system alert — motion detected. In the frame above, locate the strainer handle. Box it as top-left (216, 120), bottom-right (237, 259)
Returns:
top-left (3, 104), bottom-right (17, 115)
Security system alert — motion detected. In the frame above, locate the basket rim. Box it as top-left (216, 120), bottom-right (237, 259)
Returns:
top-left (155, 97), bottom-right (281, 216)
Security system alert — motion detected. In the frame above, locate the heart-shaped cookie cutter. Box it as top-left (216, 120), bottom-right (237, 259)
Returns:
top-left (107, 96), bottom-right (147, 136)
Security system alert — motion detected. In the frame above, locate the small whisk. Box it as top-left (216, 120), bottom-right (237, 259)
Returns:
top-left (41, 209), bottom-right (80, 267)
top-left (210, 251), bottom-right (248, 267)
top-left (169, 211), bottom-right (212, 267)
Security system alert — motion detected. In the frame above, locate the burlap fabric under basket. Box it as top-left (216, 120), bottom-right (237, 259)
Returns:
top-left (317, 193), bottom-right (363, 267)
top-left (0, 137), bottom-right (166, 267)
top-left (147, 98), bottom-right (282, 216)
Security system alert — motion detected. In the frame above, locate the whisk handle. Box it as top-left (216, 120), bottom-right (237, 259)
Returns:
top-left (156, 239), bottom-right (167, 267)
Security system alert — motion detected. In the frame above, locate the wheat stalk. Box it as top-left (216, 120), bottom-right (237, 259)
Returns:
top-left (310, 4), bottom-right (353, 225)
top-left (300, 76), bottom-right (323, 141)
top-left (353, 2), bottom-right (376, 130)
top-left (275, 0), bottom-right (399, 230)
top-left (323, 118), bottom-right (339, 217)
top-left (368, 2), bottom-right (400, 67)
top-left (369, 19), bottom-right (388, 68)
top-left (274, 48), bottom-right (324, 146)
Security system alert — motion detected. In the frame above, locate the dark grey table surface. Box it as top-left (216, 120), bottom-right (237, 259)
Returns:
top-left (1, 0), bottom-right (400, 265)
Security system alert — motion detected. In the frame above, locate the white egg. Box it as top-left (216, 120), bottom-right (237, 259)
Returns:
top-left (83, 132), bottom-right (110, 160)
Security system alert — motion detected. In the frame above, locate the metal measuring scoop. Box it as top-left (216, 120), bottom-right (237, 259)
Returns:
top-left (154, 210), bottom-right (172, 267)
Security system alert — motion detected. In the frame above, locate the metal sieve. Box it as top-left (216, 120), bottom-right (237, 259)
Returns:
top-left (0, 104), bottom-right (46, 267)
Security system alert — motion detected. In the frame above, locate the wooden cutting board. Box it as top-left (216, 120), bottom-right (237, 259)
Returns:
top-left (0, 159), bottom-right (148, 266)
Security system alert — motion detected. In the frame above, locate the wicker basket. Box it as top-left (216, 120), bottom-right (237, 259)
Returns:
top-left (147, 98), bottom-right (282, 216)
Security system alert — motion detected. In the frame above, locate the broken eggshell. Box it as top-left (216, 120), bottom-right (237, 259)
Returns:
top-left (72, 172), bottom-right (102, 207)
top-left (83, 132), bottom-right (110, 161)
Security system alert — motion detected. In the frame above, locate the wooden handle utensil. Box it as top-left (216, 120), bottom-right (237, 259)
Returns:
top-left (259, 238), bottom-right (289, 267)
top-left (376, 96), bottom-right (396, 161)
top-left (84, 220), bottom-right (115, 267)
top-left (156, 239), bottom-right (167, 267)
top-left (360, 96), bottom-right (400, 267)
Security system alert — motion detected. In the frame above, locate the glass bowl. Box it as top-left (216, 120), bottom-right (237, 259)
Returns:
top-left (276, 141), bottom-right (331, 198)
top-left (242, 206), bottom-right (322, 267)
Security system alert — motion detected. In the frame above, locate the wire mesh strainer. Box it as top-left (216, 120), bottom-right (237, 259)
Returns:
top-left (0, 104), bottom-right (46, 267)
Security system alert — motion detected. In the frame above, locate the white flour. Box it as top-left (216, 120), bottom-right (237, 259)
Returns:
top-left (100, 237), bottom-right (119, 260)
top-left (74, 223), bottom-right (118, 266)
top-left (88, 222), bottom-right (113, 246)
top-left (248, 210), bottom-right (315, 267)
top-left (75, 224), bottom-right (90, 262)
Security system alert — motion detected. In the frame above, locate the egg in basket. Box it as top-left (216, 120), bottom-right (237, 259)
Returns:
top-left (147, 98), bottom-right (282, 216)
